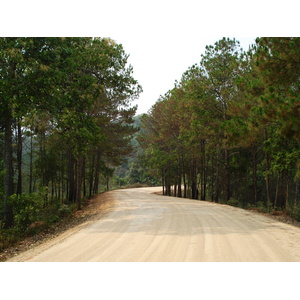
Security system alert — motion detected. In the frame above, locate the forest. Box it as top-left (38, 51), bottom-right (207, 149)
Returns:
top-left (1, 37), bottom-right (300, 251)
top-left (138, 37), bottom-right (300, 220)
top-left (0, 37), bottom-right (141, 247)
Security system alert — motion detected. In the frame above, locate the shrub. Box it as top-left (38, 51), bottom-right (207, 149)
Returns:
top-left (227, 198), bottom-right (239, 207)
top-left (0, 228), bottom-right (22, 251)
top-left (125, 183), bottom-right (149, 189)
top-left (26, 221), bottom-right (47, 235)
top-left (291, 206), bottom-right (300, 222)
top-left (10, 193), bottom-right (43, 230)
top-left (41, 203), bottom-right (74, 224)
top-left (58, 204), bottom-right (72, 218)
top-left (252, 201), bottom-right (270, 213)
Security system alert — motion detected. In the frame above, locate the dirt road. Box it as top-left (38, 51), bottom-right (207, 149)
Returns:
top-left (9, 187), bottom-right (300, 262)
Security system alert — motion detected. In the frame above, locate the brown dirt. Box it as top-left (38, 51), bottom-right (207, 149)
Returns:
top-left (1, 192), bottom-right (115, 262)
top-left (248, 208), bottom-right (300, 228)
top-left (3, 187), bottom-right (300, 262)
top-left (157, 191), bottom-right (300, 229)
top-left (9, 187), bottom-right (300, 262)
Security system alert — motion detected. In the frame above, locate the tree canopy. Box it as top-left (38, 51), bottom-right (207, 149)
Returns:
top-left (138, 37), bottom-right (300, 219)
top-left (0, 37), bottom-right (141, 230)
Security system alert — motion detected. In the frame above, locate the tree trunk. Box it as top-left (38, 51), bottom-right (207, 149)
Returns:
top-left (3, 107), bottom-right (14, 228)
top-left (285, 173), bottom-right (290, 211)
top-left (173, 184), bottom-right (177, 197)
top-left (76, 156), bottom-right (83, 210)
top-left (295, 178), bottom-right (300, 208)
top-left (203, 156), bottom-right (207, 201)
top-left (224, 148), bottom-right (230, 202)
top-left (162, 169), bottom-right (165, 196)
top-left (200, 140), bottom-right (207, 200)
top-left (82, 156), bottom-right (86, 198)
top-left (181, 154), bottom-right (187, 198)
top-left (89, 154), bottom-right (95, 198)
top-left (29, 132), bottom-right (33, 193)
top-left (215, 152), bottom-right (220, 203)
top-left (93, 149), bottom-right (101, 195)
top-left (165, 168), bottom-right (171, 196)
top-left (177, 155), bottom-right (182, 197)
top-left (252, 146), bottom-right (258, 205)
top-left (211, 153), bottom-right (215, 202)
top-left (16, 119), bottom-right (23, 195)
top-left (106, 175), bottom-right (110, 191)
top-left (265, 154), bottom-right (272, 208)
top-left (68, 152), bottom-right (76, 203)
top-left (264, 129), bottom-right (272, 208)
top-left (274, 173), bottom-right (280, 209)
top-left (191, 158), bottom-right (198, 199)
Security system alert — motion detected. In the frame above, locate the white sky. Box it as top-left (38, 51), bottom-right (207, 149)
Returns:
top-left (1, 0), bottom-right (298, 295)
top-left (127, 36), bottom-right (256, 114)
top-left (2, 0), bottom-right (298, 116)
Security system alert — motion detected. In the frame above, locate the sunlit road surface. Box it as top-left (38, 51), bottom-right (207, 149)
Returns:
top-left (11, 187), bottom-right (300, 262)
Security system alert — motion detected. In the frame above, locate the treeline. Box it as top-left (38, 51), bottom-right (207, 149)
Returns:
top-left (138, 37), bottom-right (300, 219)
top-left (0, 37), bottom-right (141, 231)
top-left (112, 115), bottom-right (161, 188)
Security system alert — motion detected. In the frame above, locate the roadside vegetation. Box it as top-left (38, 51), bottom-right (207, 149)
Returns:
top-left (0, 37), bottom-right (141, 251)
top-left (138, 37), bottom-right (300, 221)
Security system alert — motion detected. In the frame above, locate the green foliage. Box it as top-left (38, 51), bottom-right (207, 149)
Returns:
top-left (291, 206), bottom-right (300, 222)
top-left (227, 198), bottom-right (240, 207)
top-left (57, 204), bottom-right (73, 218)
top-left (0, 193), bottom-right (77, 252)
top-left (10, 193), bottom-right (43, 230)
top-left (0, 37), bottom-right (141, 229)
top-left (138, 37), bottom-right (300, 220)
top-left (255, 201), bottom-right (269, 213)
top-left (0, 228), bottom-right (22, 252)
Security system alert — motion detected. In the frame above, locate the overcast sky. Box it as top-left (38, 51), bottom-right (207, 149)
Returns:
top-left (2, 0), bottom-right (298, 116)
top-left (126, 36), bottom-right (256, 114)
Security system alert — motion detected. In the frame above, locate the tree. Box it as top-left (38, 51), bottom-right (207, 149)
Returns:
top-left (0, 38), bottom-right (27, 228)
top-left (138, 37), bottom-right (300, 217)
top-left (255, 38), bottom-right (300, 142)
top-left (0, 37), bottom-right (141, 228)
top-left (199, 38), bottom-right (245, 202)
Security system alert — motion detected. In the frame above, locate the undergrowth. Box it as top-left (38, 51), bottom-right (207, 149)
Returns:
top-left (0, 192), bottom-right (77, 252)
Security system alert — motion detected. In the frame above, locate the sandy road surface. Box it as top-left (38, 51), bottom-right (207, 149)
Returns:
top-left (9, 187), bottom-right (300, 262)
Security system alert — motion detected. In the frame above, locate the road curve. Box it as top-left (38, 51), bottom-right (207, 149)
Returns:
top-left (10, 187), bottom-right (300, 262)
